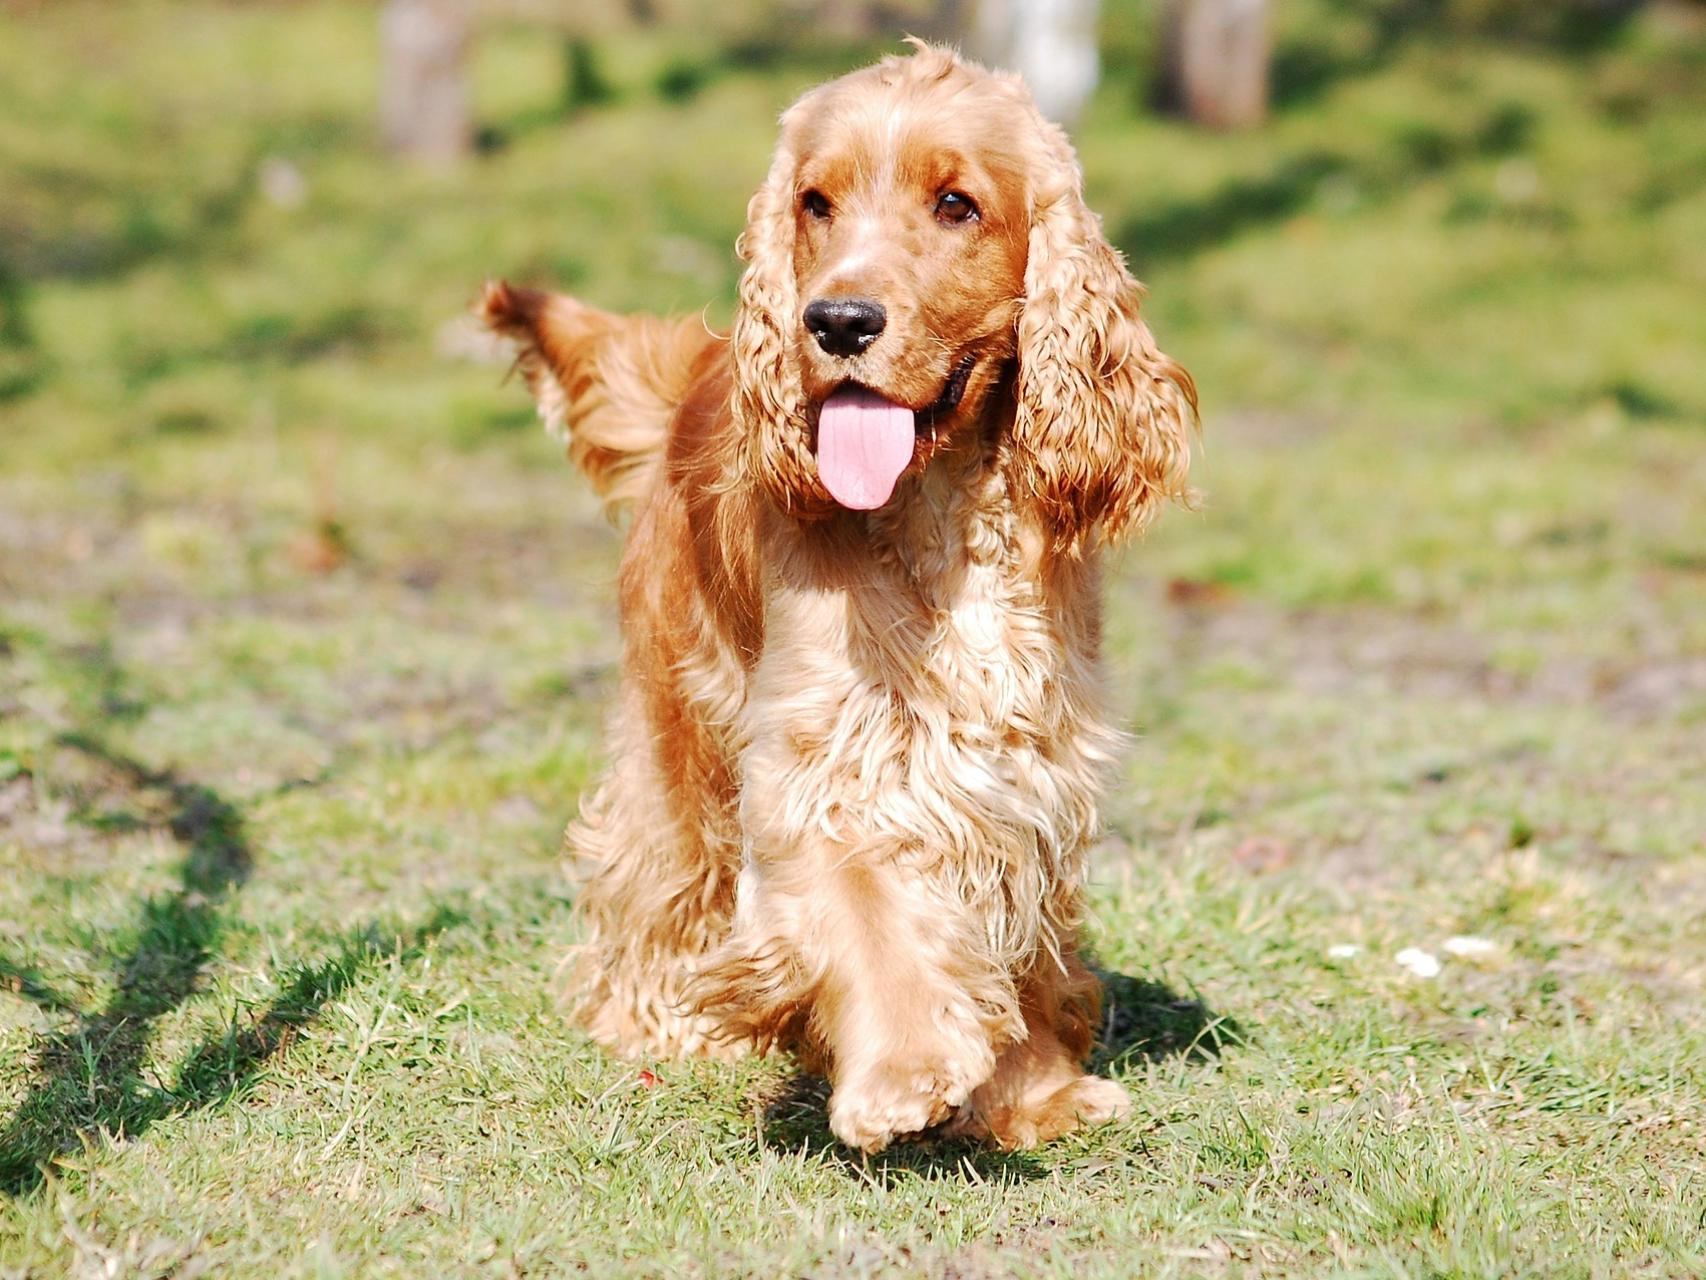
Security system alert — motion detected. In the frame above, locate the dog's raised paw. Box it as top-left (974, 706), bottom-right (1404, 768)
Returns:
top-left (828, 1056), bottom-right (988, 1153)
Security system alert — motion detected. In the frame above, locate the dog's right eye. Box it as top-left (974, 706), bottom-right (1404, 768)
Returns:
top-left (801, 190), bottom-right (832, 220)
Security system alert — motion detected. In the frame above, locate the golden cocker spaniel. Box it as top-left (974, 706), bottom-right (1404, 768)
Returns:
top-left (481, 41), bottom-right (1196, 1152)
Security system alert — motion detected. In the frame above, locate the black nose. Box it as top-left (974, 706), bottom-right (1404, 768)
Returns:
top-left (803, 297), bottom-right (887, 357)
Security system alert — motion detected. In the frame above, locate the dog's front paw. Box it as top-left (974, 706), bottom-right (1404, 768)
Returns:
top-left (828, 1052), bottom-right (992, 1153)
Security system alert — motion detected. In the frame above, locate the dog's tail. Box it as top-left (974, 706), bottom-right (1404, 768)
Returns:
top-left (479, 280), bottom-right (712, 518)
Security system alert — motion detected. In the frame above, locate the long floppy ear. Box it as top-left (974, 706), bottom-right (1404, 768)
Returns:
top-left (730, 130), bottom-right (836, 518)
top-left (1007, 124), bottom-right (1197, 549)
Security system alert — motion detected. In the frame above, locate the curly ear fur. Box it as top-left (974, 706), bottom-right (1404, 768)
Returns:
top-left (730, 133), bottom-right (837, 519)
top-left (1007, 122), bottom-right (1198, 549)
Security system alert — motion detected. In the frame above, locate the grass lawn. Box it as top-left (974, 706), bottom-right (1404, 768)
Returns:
top-left (2, 2), bottom-right (1704, 1275)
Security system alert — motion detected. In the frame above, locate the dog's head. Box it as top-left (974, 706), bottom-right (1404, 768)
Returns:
top-left (734, 41), bottom-right (1196, 544)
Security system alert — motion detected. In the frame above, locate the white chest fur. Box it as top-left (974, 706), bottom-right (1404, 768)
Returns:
top-left (735, 456), bottom-right (1117, 966)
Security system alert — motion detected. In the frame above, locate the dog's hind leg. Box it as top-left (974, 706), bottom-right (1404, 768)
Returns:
top-left (946, 948), bottom-right (1130, 1148)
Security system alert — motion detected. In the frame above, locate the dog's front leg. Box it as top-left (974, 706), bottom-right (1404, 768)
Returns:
top-left (701, 847), bottom-right (1011, 1153)
top-left (807, 857), bottom-right (1008, 1153)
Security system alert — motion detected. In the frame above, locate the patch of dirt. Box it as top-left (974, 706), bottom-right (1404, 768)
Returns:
top-left (1153, 589), bottom-right (1706, 723)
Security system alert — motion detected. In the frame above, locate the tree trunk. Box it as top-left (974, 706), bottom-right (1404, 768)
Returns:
top-left (972, 0), bottom-right (1101, 126)
top-left (1162, 0), bottom-right (1270, 129)
top-left (812, 0), bottom-right (881, 40)
top-left (380, 0), bottom-right (472, 164)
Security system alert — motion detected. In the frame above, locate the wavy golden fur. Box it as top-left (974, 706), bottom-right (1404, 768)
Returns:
top-left (479, 42), bottom-right (1196, 1152)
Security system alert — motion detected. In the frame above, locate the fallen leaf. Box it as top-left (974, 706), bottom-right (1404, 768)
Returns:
top-left (1232, 837), bottom-right (1292, 874)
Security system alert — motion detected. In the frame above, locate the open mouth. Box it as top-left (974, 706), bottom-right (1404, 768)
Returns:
top-left (813, 355), bottom-right (978, 511)
top-left (920, 354), bottom-right (977, 425)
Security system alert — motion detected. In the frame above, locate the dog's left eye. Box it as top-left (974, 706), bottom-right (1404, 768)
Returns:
top-left (934, 191), bottom-right (979, 224)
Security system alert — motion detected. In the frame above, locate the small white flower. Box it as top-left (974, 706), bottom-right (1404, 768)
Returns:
top-left (1443, 935), bottom-right (1498, 958)
top-left (258, 155), bottom-right (308, 209)
top-left (1327, 944), bottom-right (1362, 959)
top-left (1395, 947), bottom-right (1441, 978)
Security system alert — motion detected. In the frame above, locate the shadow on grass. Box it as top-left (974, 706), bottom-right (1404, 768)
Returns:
top-left (0, 730), bottom-right (463, 1197)
top-left (0, 910), bottom-right (461, 1198)
top-left (477, 25), bottom-right (900, 152)
top-left (1091, 969), bottom-right (1245, 1074)
top-left (755, 1073), bottom-right (1057, 1184)
top-left (1269, 0), bottom-right (1642, 113)
top-left (754, 969), bottom-right (1243, 1182)
top-left (0, 259), bottom-right (46, 403)
top-left (1116, 102), bottom-right (1532, 270)
top-left (0, 957), bottom-right (78, 1017)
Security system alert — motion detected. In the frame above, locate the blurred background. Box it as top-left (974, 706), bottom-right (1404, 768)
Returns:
top-left (3, 0), bottom-right (1704, 851)
top-left (3, 0), bottom-right (1703, 589)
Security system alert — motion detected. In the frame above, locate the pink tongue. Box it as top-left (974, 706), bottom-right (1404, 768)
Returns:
top-left (815, 387), bottom-right (916, 510)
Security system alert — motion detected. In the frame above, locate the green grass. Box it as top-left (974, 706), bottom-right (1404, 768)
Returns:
top-left (2, 1), bottom-right (1705, 1275)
